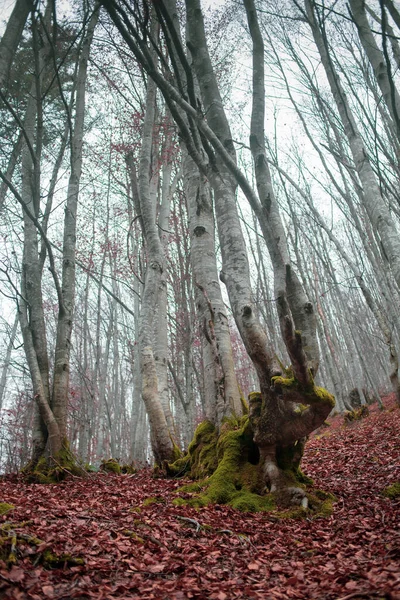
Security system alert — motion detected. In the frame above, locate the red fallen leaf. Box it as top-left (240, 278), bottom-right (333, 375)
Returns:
top-left (286, 576), bottom-right (298, 586)
top-left (42, 585), bottom-right (55, 597)
top-left (345, 581), bottom-right (358, 590)
top-left (148, 562), bottom-right (166, 573)
top-left (6, 566), bottom-right (25, 582)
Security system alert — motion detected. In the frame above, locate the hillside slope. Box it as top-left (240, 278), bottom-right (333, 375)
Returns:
top-left (0, 397), bottom-right (399, 599)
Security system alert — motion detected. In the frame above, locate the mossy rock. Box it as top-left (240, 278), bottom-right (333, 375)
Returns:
top-left (383, 482), bottom-right (400, 499)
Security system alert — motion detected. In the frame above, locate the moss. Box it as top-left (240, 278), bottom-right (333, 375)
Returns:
top-left (172, 498), bottom-right (187, 507)
top-left (100, 459), bottom-right (121, 474)
top-left (168, 408), bottom-right (332, 516)
top-left (307, 489), bottom-right (336, 517)
top-left (271, 375), bottom-right (296, 389)
top-left (306, 386), bottom-right (335, 408)
top-left (176, 416), bottom-right (272, 512)
top-left (383, 482), bottom-right (400, 499)
top-left (0, 503), bottom-right (14, 516)
top-left (142, 496), bottom-right (165, 506)
top-left (271, 489), bottom-right (335, 519)
top-left (240, 392), bottom-right (249, 415)
top-left (167, 420), bottom-right (218, 480)
top-left (123, 530), bottom-right (144, 543)
top-left (7, 533), bottom-right (17, 566)
top-left (170, 439), bottom-right (183, 462)
top-left (121, 463), bottom-right (136, 474)
top-left (24, 442), bottom-right (86, 483)
top-left (271, 374), bottom-right (335, 410)
top-left (85, 463), bottom-right (98, 473)
top-left (42, 549), bottom-right (84, 568)
top-left (177, 482), bottom-right (204, 493)
top-left (0, 523), bottom-right (45, 566)
top-left (344, 406), bottom-right (369, 424)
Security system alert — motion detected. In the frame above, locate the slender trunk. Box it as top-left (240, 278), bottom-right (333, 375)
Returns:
top-left (349, 0), bottom-right (400, 135)
top-left (305, 0), bottom-right (400, 292)
top-left (52, 9), bottom-right (98, 440)
top-left (0, 315), bottom-right (19, 412)
top-left (0, 0), bottom-right (32, 87)
top-left (136, 28), bottom-right (174, 462)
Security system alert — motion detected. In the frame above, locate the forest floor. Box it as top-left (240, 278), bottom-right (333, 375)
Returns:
top-left (0, 397), bottom-right (399, 600)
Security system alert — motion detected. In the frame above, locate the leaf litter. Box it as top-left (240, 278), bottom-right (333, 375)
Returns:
top-left (0, 396), bottom-right (399, 599)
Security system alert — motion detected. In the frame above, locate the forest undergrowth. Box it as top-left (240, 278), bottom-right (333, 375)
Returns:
top-left (0, 396), bottom-right (399, 600)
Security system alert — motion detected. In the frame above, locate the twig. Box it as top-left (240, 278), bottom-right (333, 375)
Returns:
top-left (176, 516), bottom-right (202, 532)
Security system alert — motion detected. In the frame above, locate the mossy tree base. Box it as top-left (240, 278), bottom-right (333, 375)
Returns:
top-left (167, 416), bottom-right (333, 516)
top-left (22, 443), bottom-right (87, 483)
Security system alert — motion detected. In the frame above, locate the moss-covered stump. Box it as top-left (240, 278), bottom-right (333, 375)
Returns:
top-left (167, 413), bottom-right (335, 517)
top-left (22, 445), bottom-right (87, 483)
top-left (170, 416), bottom-right (272, 512)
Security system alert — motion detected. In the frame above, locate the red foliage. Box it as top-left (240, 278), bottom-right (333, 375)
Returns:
top-left (0, 397), bottom-right (399, 599)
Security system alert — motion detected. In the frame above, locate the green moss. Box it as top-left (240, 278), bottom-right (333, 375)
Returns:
top-left (121, 463), bottom-right (136, 474)
top-left (344, 406), bottom-right (369, 424)
top-left (170, 439), bottom-right (183, 462)
top-left (248, 391), bottom-right (262, 404)
top-left (168, 407), bottom-right (333, 516)
top-left (240, 392), bottom-right (249, 415)
top-left (172, 498), bottom-right (187, 507)
top-left (383, 482), bottom-right (400, 499)
top-left (177, 481), bottom-right (204, 493)
top-left (271, 375), bottom-right (296, 389)
top-left (0, 503), bottom-right (14, 516)
top-left (312, 386), bottom-right (335, 408)
top-left (100, 459), bottom-right (121, 474)
top-left (123, 530), bottom-right (144, 543)
top-left (167, 420), bottom-right (219, 480)
top-left (271, 374), bottom-right (335, 410)
top-left (24, 442), bottom-right (86, 483)
top-left (175, 416), bottom-right (272, 512)
top-left (42, 549), bottom-right (84, 568)
top-left (142, 496), bottom-right (165, 506)
top-left (84, 463), bottom-right (98, 472)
